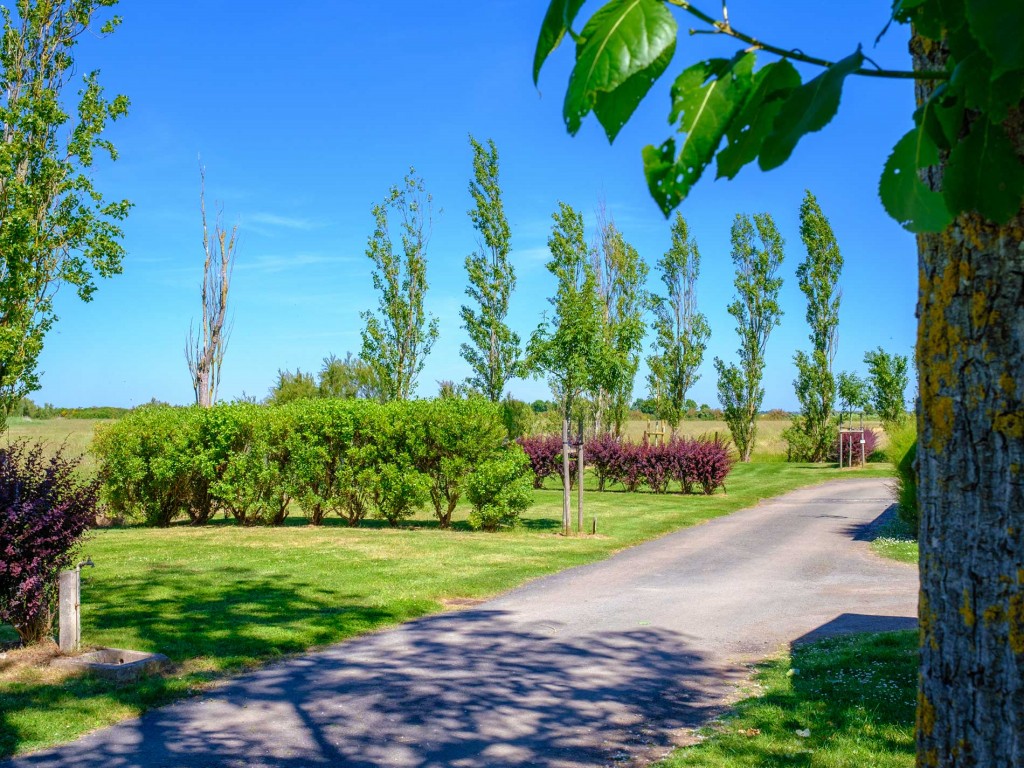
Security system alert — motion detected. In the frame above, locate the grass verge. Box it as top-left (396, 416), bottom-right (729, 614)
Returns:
top-left (0, 461), bottom-right (890, 758)
top-left (868, 514), bottom-right (919, 565)
top-left (654, 630), bottom-right (917, 768)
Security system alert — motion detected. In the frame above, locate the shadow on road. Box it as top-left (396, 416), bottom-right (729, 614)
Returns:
top-left (793, 613), bottom-right (918, 646)
top-left (7, 610), bottom-right (740, 768)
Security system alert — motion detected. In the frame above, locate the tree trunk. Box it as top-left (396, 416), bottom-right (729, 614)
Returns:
top-left (914, 36), bottom-right (1024, 766)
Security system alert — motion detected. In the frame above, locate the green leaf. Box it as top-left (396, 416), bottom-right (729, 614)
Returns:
top-left (593, 35), bottom-right (675, 141)
top-left (949, 51), bottom-right (1024, 123)
top-left (642, 53), bottom-right (755, 215)
top-left (944, 117), bottom-right (1024, 223)
top-left (534, 0), bottom-right (588, 85)
top-left (879, 127), bottom-right (953, 233)
top-left (914, 83), bottom-right (963, 150)
top-left (563, 0), bottom-right (677, 136)
top-left (716, 59), bottom-right (800, 180)
top-left (759, 49), bottom-right (865, 171)
top-left (965, 0), bottom-right (1024, 74)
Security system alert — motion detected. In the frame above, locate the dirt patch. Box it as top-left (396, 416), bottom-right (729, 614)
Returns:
top-left (441, 598), bottom-right (486, 609)
top-left (0, 641), bottom-right (74, 685)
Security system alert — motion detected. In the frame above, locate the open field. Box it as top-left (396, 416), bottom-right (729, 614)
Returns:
top-left (0, 460), bottom-right (891, 758)
top-left (3, 415), bottom-right (891, 469)
top-left (654, 631), bottom-right (917, 767)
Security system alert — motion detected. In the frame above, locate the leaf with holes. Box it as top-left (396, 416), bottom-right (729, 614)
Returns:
top-left (563, 0), bottom-right (677, 136)
top-left (534, 0), bottom-right (588, 85)
top-left (716, 59), bottom-right (800, 180)
top-left (759, 49), bottom-right (864, 171)
top-left (593, 36), bottom-right (675, 141)
top-left (944, 117), bottom-right (1024, 223)
top-left (642, 54), bottom-right (754, 214)
top-left (879, 127), bottom-right (952, 233)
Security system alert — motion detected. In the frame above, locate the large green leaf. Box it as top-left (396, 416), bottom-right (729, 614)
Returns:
top-left (563, 0), bottom-right (677, 136)
top-left (944, 117), bottom-right (1024, 223)
top-left (593, 35), bottom-right (675, 141)
top-left (879, 127), bottom-right (953, 233)
top-left (716, 59), bottom-right (800, 180)
top-left (759, 49), bottom-right (865, 171)
top-left (533, 0), bottom-right (588, 85)
top-left (642, 54), bottom-right (755, 214)
top-left (950, 51), bottom-right (1024, 122)
top-left (965, 0), bottom-right (1024, 74)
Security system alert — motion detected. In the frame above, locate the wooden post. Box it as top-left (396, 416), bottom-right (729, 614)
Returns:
top-left (576, 420), bottom-right (584, 535)
top-left (561, 418), bottom-right (571, 537)
top-left (58, 569), bottom-right (80, 653)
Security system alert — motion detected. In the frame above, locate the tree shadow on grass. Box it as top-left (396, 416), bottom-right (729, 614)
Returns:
top-left (0, 568), bottom-right (403, 760)
top-left (4, 611), bottom-right (742, 768)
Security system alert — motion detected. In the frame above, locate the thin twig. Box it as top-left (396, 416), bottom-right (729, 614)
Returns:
top-left (665, 0), bottom-right (948, 80)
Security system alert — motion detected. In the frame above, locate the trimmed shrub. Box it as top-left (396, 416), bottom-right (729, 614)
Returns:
top-left (639, 442), bottom-right (673, 494)
top-left (373, 460), bottom-right (431, 526)
top-left (280, 399), bottom-right (356, 525)
top-left (585, 432), bottom-right (621, 492)
top-left (885, 423), bottom-right (918, 533)
top-left (209, 404), bottom-right (293, 526)
top-left (688, 434), bottom-right (734, 494)
top-left (0, 441), bottom-right (99, 644)
top-left (611, 441), bottom-right (646, 492)
top-left (466, 445), bottom-right (535, 531)
top-left (517, 434), bottom-right (562, 488)
top-left (93, 405), bottom-right (201, 526)
top-left (418, 398), bottom-right (508, 527)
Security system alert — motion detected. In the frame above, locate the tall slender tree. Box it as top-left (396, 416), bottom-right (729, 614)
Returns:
top-left (785, 190), bottom-right (843, 460)
top-left (526, 202), bottom-right (604, 423)
top-left (460, 136), bottom-right (521, 400)
top-left (646, 212), bottom-right (710, 435)
top-left (714, 213), bottom-right (785, 462)
top-left (0, 0), bottom-right (130, 429)
top-left (186, 165), bottom-right (237, 408)
top-left (591, 203), bottom-right (648, 434)
top-left (360, 169), bottom-right (439, 401)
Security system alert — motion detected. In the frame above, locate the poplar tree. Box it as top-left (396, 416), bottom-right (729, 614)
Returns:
top-left (526, 202), bottom-right (604, 423)
top-left (714, 213), bottom-right (784, 462)
top-left (0, 0), bottom-right (130, 428)
top-left (459, 136), bottom-right (521, 400)
top-left (646, 212), bottom-right (710, 435)
top-left (786, 190), bottom-right (843, 461)
top-left (360, 170), bottom-right (439, 401)
top-left (591, 206), bottom-right (647, 434)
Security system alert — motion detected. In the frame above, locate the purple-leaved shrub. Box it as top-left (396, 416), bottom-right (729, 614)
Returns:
top-left (0, 441), bottom-right (99, 644)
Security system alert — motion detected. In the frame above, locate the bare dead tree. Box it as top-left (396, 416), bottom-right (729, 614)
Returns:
top-left (186, 164), bottom-right (237, 407)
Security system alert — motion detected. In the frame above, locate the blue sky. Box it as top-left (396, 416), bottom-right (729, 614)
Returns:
top-left (37, 1), bottom-right (919, 410)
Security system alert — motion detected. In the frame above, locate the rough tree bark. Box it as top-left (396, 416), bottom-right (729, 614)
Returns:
top-left (914, 36), bottom-right (1024, 767)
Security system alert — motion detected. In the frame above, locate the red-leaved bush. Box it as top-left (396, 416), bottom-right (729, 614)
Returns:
top-left (829, 428), bottom-right (879, 466)
top-left (585, 432), bottom-right (620, 492)
top-left (516, 435), bottom-right (563, 488)
top-left (523, 432), bottom-right (734, 495)
top-left (0, 441), bottom-right (99, 644)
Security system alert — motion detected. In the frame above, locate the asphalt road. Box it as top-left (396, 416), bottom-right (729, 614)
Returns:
top-left (5, 477), bottom-right (918, 768)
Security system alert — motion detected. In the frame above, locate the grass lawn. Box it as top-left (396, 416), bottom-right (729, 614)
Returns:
top-left (0, 459), bottom-right (892, 758)
top-left (867, 515), bottom-right (919, 565)
top-left (654, 631), bottom-right (917, 768)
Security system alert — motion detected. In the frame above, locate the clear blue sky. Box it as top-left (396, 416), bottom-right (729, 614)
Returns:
top-left (37, 0), bottom-right (919, 410)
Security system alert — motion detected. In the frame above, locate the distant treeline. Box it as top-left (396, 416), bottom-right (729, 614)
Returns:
top-left (8, 398), bottom-right (132, 420)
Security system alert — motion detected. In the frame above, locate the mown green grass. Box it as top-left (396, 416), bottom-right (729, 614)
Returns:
top-left (654, 631), bottom-right (917, 768)
top-left (0, 460), bottom-right (891, 758)
top-left (869, 515), bottom-right (919, 565)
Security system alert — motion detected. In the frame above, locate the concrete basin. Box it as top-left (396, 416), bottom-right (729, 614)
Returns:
top-left (53, 648), bottom-right (170, 682)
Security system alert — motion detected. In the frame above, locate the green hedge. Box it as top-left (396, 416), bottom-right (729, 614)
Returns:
top-left (92, 399), bottom-right (531, 529)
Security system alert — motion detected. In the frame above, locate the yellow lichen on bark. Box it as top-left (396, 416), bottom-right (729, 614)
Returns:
top-left (960, 588), bottom-right (976, 627)
top-left (1010, 593), bottom-right (1024, 654)
top-left (917, 259), bottom-right (971, 453)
